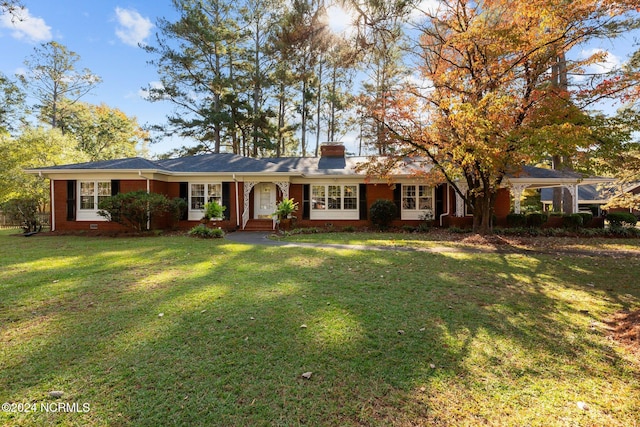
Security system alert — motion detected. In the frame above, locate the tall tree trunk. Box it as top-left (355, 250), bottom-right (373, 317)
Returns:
top-left (328, 65), bottom-right (337, 143)
top-left (551, 52), bottom-right (573, 213)
top-left (315, 60), bottom-right (323, 157)
top-left (301, 76), bottom-right (308, 157)
top-left (277, 81), bottom-right (285, 157)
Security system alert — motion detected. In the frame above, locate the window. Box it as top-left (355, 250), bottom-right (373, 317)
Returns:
top-left (418, 186), bottom-right (433, 210)
top-left (190, 183), bottom-right (221, 210)
top-left (344, 185), bottom-right (357, 210)
top-left (402, 185), bottom-right (417, 210)
top-left (311, 184), bottom-right (358, 211)
top-left (312, 185), bottom-right (326, 210)
top-left (328, 185), bottom-right (341, 209)
top-left (79, 181), bottom-right (111, 210)
top-left (401, 185), bottom-right (434, 220)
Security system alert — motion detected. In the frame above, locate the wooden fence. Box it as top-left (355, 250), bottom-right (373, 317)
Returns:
top-left (0, 211), bottom-right (50, 229)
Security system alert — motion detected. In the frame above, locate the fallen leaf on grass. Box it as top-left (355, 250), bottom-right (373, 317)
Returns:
top-left (301, 372), bottom-right (313, 379)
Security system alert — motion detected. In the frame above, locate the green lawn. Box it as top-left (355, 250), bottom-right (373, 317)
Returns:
top-left (1, 230), bottom-right (639, 426)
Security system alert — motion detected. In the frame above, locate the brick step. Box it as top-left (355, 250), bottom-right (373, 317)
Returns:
top-left (243, 219), bottom-right (275, 231)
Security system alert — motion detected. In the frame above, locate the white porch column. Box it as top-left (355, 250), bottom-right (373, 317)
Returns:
top-left (564, 184), bottom-right (579, 214)
top-left (511, 184), bottom-right (529, 214)
top-left (455, 183), bottom-right (468, 217)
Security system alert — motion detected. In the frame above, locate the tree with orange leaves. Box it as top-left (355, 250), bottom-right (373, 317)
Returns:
top-left (356, 0), bottom-right (639, 234)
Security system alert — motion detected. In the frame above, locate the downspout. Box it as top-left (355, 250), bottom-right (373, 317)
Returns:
top-left (439, 183), bottom-right (450, 227)
top-left (233, 174), bottom-right (240, 228)
top-left (139, 171), bottom-right (151, 230)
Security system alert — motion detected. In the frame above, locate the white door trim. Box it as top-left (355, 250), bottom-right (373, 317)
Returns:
top-left (254, 183), bottom-right (277, 219)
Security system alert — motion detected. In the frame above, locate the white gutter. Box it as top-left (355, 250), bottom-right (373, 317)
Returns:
top-left (233, 173), bottom-right (240, 228)
top-left (439, 183), bottom-right (450, 227)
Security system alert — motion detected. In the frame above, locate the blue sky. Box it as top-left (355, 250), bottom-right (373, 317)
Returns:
top-left (0, 1), bottom-right (356, 157)
top-left (1, 1), bottom-right (180, 155)
top-left (1, 1), bottom-right (638, 158)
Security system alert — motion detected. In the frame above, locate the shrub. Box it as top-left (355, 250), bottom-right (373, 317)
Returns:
top-left (188, 224), bottom-right (224, 238)
top-left (417, 222), bottom-right (433, 233)
top-left (578, 212), bottom-right (593, 226)
top-left (342, 225), bottom-right (356, 232)
top-left (607, 226), bottom-right (640, 237)
top-left (506, 213), bottom-right (526, 228)
top-left (203, 200), bottom-right (226, 220)
top-left (369, 199), bottom-right (397, 230)
top-left (401, 225), bottom-right (415, 233)
top-left (283, 227), bottom-right (320, 237)
top-left (2, 197), bottom-right (43, 233)
top-left (449, 226), bottom-right (471, 234)
top-left (562, 213), bottom-right (583, 230)
top-left (98, 191), bottom-right (172, 231)
top-left (607, 212), bottom-right (638, 228)
top-left (274, 198), bottom-right (299, 220)
top-left (526, 213), bottom-right (547, 228)
top-left (169, 197), bottom-right (188, 226)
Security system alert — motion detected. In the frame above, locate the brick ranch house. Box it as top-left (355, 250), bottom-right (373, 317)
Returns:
top-left (27, 143), bottom-right (612, 232)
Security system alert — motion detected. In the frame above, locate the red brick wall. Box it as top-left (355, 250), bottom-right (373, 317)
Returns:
top-left (289, 184), bottom-right (304, 218)
top-left (52, 179), bottom-right (149, 232)
top-left (495, 188), bottom-right (511, 218)
top-left (367, 183), bottom-right (394, 206)
top-left (52, 179), bottom-right (520, 232)
top-left (52, 179), bottom-right (184, 232)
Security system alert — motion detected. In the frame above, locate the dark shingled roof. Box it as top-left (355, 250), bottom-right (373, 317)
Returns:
top-left (268, 157), bottom-right (366, 175)
top-left (37, 157), bottom-right (167, 171)
top-left (508, 165), bottom-right (585, 179)
top-left (30, 154), bottom-right (606, 183)
top-left (156, 153), bottom-right (288, 173)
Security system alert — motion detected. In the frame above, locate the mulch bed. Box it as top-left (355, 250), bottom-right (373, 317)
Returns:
top-left (606, 309), bottom-right (640, 356)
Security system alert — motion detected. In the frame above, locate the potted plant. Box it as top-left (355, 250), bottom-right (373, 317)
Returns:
top-left (274, 197), bottom-right (299, 230)
top-left (203, 200), bottom-right (226, 222)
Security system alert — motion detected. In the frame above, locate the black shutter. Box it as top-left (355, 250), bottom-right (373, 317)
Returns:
top-left (359, 184), bottom-right (368, 220)
top-left (222, 182), bottom-right (231, 220)
top-left (66, 180), bottom-right (76, 221)
top-left (179, 182), bottom-right (188, 220)
top-left (111, 180), bottom-right (120, 196)
top-left (393, 185), bottom-right (402, 219)
top-left (303, 184), bottom-right (310, 220)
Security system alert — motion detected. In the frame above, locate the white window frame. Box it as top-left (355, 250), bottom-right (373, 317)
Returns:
top-left (77, 180), bottom-right (111, 221)
top-left (310, 184), bottom-right (359, 220)
top-left (401, 184), bottom-right (434, 220)
top-left (188, 183), bottom-right (222, 221)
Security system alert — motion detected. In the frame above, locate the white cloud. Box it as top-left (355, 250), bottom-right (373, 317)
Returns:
top-left (139, 81), bottom-right (165, 100)
top-left (0, 7), bottom-right (52, 43)
top-left (580, 48), bottom-right (622, 74)
top-left (114, 7), bottom-right (153, 47)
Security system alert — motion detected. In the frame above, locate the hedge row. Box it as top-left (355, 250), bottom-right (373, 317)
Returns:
top-left (506, 212), bottom-right (597, 229)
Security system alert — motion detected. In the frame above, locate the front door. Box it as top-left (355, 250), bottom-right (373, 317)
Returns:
top-left (254, 183), bottom-right (276, 219)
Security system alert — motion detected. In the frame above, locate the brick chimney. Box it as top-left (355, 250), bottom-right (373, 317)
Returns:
top-left (320, 143), bottom-right (345, 158)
